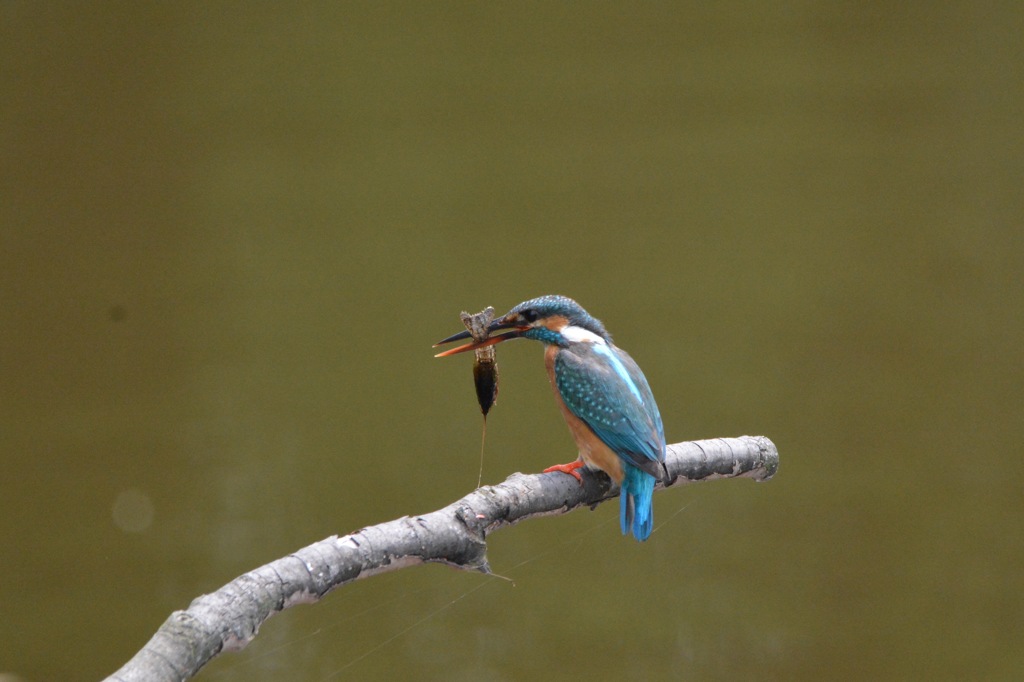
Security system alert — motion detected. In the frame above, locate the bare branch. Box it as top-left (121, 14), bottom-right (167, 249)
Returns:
top-left (105, 435), bottom-right (779, 682)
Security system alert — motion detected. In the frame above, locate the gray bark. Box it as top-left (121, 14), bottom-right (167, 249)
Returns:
top-left (105, 435), bottom-right (779, 682)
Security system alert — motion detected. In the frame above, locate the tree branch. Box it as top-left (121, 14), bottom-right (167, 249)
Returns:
top-left (105, 435), bottom-right (779, 682)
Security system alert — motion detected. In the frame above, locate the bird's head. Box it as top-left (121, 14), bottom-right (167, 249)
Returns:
top-left (434, 295), bottom-right (611, 357)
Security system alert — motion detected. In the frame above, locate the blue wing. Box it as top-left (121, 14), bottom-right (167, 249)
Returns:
top-left (615, 345), bottom-right (666, 456)
top-left (554, 342), bottom-right (666, 479)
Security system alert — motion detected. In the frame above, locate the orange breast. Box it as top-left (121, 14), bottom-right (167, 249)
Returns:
top-left (544, 345), bottom-right (625, 483)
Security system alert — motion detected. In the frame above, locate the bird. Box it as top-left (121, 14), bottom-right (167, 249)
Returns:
top-left (435, 295), bottom-right (667, 541)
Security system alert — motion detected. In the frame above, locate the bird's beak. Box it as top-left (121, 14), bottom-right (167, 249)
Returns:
top-left (433, 318), bottom-right (525, 357)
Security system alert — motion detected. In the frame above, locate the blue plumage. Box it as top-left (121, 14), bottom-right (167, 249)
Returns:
top-left (500, 295), bottom-right (667, 541)
top-left (553, 340), bottom-right (665, 540)
top-left (553, 343), bottom-right (664, 475)
top-left (621, 465), bottom-right (656, 539)
top-left (436, 294), bottom-right (668, 541)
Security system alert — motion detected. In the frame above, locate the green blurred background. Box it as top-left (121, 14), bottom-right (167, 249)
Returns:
top-left (2, 3), bottom-right (1021, 680)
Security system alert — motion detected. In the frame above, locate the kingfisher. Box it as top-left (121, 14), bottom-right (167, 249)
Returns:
top-left (435, 295), bottom-right (667, 541)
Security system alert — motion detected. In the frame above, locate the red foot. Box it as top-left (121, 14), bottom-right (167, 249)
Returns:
top-left (543, 460), bottom-right (586, 484)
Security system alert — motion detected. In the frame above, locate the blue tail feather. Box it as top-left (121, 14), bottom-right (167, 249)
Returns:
top-left (619, 464), bottom-right (656, 541)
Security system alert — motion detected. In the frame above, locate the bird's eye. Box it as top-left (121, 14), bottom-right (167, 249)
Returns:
top-left (520, 309), bottom-right (539, 323)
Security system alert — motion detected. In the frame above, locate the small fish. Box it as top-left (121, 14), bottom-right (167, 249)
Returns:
top-left (459, 307), bottom-right (499, 417)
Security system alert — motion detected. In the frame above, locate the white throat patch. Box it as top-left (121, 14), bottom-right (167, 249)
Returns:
top-left (560, 325), bottom-right (606, 345)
